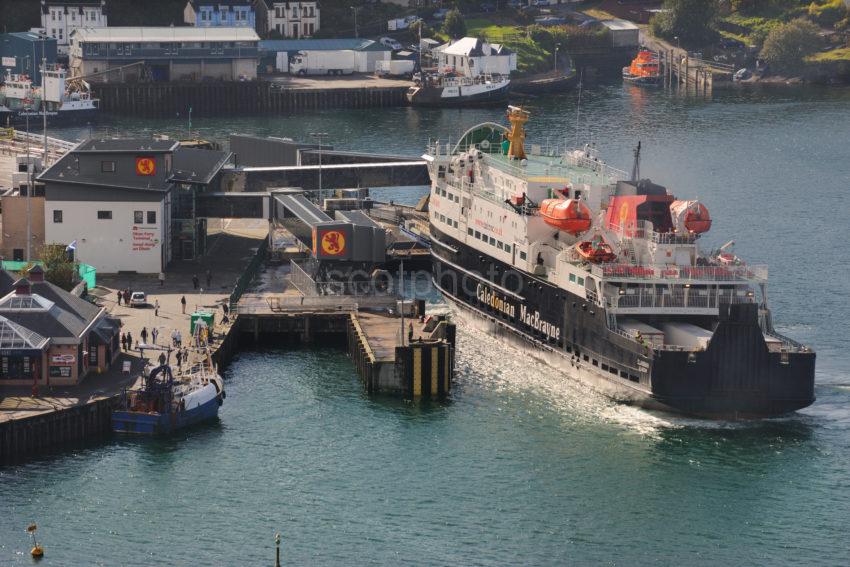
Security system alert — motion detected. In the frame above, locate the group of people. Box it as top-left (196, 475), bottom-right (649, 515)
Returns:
top-left (116, 289), bottom-right (133, 306)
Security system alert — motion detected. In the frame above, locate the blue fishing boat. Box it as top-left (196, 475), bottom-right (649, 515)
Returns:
top-left (112, 349), bottom-right (225, 435)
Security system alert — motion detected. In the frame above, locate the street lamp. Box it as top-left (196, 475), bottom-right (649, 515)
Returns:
top-left (554, 43), bottom-right (561, 72)
top-left (309, 132), bottom-right (329, 207)
top-left (350, 6), bottom-right (360, 39)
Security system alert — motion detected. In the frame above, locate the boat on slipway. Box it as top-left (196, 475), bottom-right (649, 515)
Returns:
top-left (112, 346), bottom-right (225, 435)
top-left (424, 106), bottom-right (815, 418)
top-left (623, 50), bottom-right (661, 86)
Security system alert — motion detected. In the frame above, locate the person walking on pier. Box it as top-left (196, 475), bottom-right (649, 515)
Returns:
top-left (117, 290), bottom-right (122, 306)
top-left (140, 327), bottom-right (148, 346)
top-left (176, 330), bottom-right (183, 348)
top-left (121, 332), bottom-right (127, 351)
top-left (151, 327), bottom-right (159, 345)
top-left (192, 274), bottom-right (199, 290)
top-left (126, 331), bottom-right (133, 351)
top-left (158, 271), bottom-right (165, 287)
top-left (154, 299), bottom-right (160, 317)
top-left (408, 322), bottom-right (413, 343)
top-left (181, 295), bottom-right (187, 314)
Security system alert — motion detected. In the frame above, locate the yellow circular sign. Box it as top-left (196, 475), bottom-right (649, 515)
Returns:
top-left (320, 230), bottom-right (346, 256)
top-left (136, 157), bottom-right (156, 176)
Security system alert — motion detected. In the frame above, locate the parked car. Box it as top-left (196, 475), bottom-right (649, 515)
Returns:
top-left (719, 37), bottom-right (745, 51)
top-left (129, 291), bottom-right (147, 308)
top-left (380, 37), bottom-right (403, 51)
top-left (733, 68), bottom-right (752, 82)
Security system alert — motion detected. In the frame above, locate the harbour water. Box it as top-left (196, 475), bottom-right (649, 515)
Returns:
top-left (2, 84), bottom-right (850, 564)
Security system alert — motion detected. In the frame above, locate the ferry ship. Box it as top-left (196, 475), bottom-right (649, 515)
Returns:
top-left (425, 107), bottom-right (815, 417)
top-left (112, 347), bottom-right (225, 435)
top-left (623, 50), bottom-right (661, 86)
top-left (407, 72), bottom-right (510, 106)
top-left (0, 64), bottom-right (99, 125)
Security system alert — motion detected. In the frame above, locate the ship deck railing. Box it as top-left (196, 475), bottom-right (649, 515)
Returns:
top-left (604, 290), bottom-right (756, 311)
top-left (592, 263), bottom-right (768, 283)
top-left (426, 139), bottom-right (628, 186)
top-left (610, 220), bottom-right (699, 245)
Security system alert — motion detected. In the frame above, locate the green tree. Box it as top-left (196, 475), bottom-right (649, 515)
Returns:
top-left (651, 0), bottom-right (721, 47)
top-left (808, 0), bottom-right (849, 26)
top-left (40, 244), bottom-right (79, 291)
top-left (760, 18), bottom-right (825, 73)
top-left (443, 9), bottom-right (468, 40)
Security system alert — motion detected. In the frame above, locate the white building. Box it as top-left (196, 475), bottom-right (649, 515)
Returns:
top-left (41, 0), bottom-right (108, 56)
top-left (37, 139), bottom-right (232, 273)
top-left (268, 1), bottom-right (320, 38)
top-left (434, 37), bottom-right (516, 78)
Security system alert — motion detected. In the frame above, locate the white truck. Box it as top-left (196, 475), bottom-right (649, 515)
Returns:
top-left (375, 59), bottom-right (415, 78)
top-left (289, 50), bottom-right (356, 76)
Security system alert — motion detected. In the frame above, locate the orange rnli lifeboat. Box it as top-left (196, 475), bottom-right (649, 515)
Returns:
top-left (670, 200), bottom-right (712, 234)
top-left (623, 50), bottom-right (661, 86)
top-left (539, 198), bottom-right (592, 235)
top-left (576, 235), bottom-right (617, 264)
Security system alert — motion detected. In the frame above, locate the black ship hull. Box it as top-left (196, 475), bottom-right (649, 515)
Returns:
top-left (430, 227), bottom-right (815, 418)
top-left (1, 107), bottom-right (99, 126)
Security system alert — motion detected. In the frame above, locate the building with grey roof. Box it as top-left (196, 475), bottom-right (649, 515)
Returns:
top-left (0, 265), bottom-right (120, 387)
top-left (69, 26), bottom-right (260, 82)
top-left (36, 139), bottom-right (233, 273)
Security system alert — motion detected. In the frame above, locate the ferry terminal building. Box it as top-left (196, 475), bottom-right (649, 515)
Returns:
top-left (36, 138), bottom-right (232, 274)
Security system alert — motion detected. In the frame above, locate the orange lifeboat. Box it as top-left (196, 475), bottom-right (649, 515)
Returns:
top-left (670, 200), bottom-right (712, 234)
top-left (539, 199), bottom-right (591, 235)
top-left (576, 236), bottom-right (617, 264)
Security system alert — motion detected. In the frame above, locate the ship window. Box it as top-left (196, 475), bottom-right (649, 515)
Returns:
top-left (101, 160), bottom-right (116, 172)
top-left (519, 251), bottom-right (526, 261)
top-left (601, 363), bottom-right (609, 371)
top-left (489, 237), bottom-right (495, 246)
top-left (620, 370), bottom-right (628, 379)
top-left (583, 354), bottom-right (589, 362)
top-left (53, 210), bottom-right (63, 223)
top-left (97, 210), bottom-right (112, 220)
top-left (592, 359), bottom-right (598, 366)
top-left (577, 277), bottom-right (585, 286)
top-left (147, 211), bottom-right (157, 224)
top-left (474, 231), bottom-right (481, 239)
top-left (609, 367), bottom-right (618, 375)
top-left (569, 274), bottom-right (576, 283)
top-left (629, 374), bottom-right (639, 383)
top-left (467, 228), bottom-right (473, 236)
top-left (574, 190), bottom-right (582, 199)
top-left (134, 211), bottom-right (143, 224)
top-left (496, 242), bottom-right (503, 250)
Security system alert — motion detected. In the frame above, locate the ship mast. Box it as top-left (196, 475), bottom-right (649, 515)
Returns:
top-left (506, 105), bottom-right (529, 161)
top-left (630, 141), bottom-right (641, 182)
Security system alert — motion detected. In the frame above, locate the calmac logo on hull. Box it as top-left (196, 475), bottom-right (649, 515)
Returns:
top-left (476, 283), bottom-right (561, 341)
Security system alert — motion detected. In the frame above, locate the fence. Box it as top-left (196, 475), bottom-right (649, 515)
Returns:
top-left (0, 260), bottom-right (97, 288)
top-left (228, 239), bottom-right (269, 309)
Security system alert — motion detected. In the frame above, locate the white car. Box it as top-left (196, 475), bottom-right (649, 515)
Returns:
top-left (380, 37), bottom-right (403, 51)
top-left (129, 291), bottom-right (147, 308)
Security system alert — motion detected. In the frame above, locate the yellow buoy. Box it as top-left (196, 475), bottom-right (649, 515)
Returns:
top-left (27, 523), bottom-right (44, 558)
top-left (31, 545), bottom-right (44, 558)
